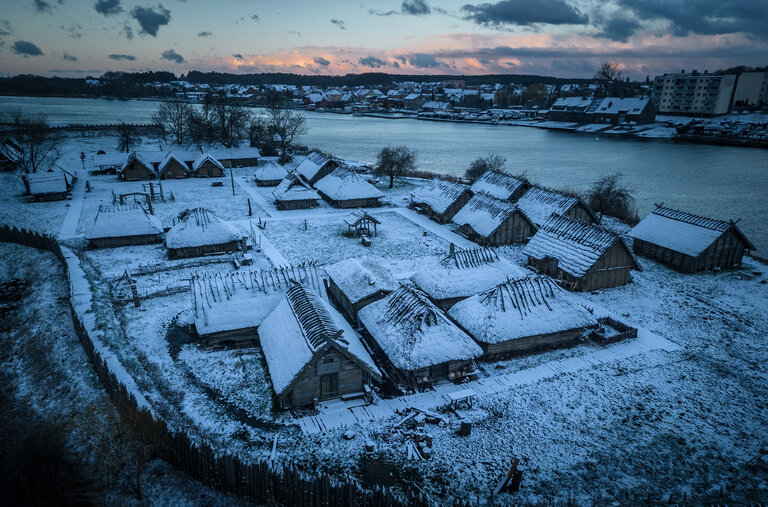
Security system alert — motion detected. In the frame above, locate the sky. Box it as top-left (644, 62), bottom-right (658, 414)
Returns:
top-left (0, 0), bottom-right (766, 79)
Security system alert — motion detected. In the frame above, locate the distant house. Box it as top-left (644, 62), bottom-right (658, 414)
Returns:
top-left (514, 185), bottom-right (598, 228)
top-left (272, 172), bottom-right (320, 210)
top-left (295, 152), bottom-right (339, 185)
top-left (450, 275), bottom-right (598, 358)
top-left (422, 101), bottom-right (453, 112)
top-left (324, 257), bottom-right (398, 325)
top-left (303, 93), bottom-right (329, 109)
top-left (590, 97), bottom-right (656, 125)
top-left (157, 152), bottom-right (189, 179)
top-left (410, 178), bottom-right (472, 223)
top-left (25, 169), bottom-right (73, 201)
top-left (470, 170), bottom-right (529, 201)
top-left (165, 208), bottom-right (242, 259)
top-left (524, 215), bottom-right (641, 291)
top-left (410, 246), bottom-right (526, 309)
top-left (190, 263), bottom-right (322, 342)
top-left (547, 97), bottom-right (596, 123)
top-left (628, 206), bottom-right (756, 273)
top-left (314, 167), bottom-right (384, 208)
top-left (86, 204), bottom-right (163, 249)
top-left (192, 153), bottom-right (225, 177)
top-left (403, 93), bottom-right (425, 110)
top-left (452, 192), bottom-right (536, 246)
top-left (206, 146), bottom-right (261, 167)
top-left (119, 152), bottom-right (155, 181)
top-left (259, 282), bottom-right (382, 409)
top-left (253, 161), bottom-right (288, 187)
top-left (358, 285), bottom-right (482, 388)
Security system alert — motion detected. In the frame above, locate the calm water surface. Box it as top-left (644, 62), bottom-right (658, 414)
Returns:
top-left (2, 96), bottom-right (767, 252)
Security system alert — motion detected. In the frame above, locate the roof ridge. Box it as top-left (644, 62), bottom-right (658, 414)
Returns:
top-left (541, 215), bottom-right (617, 251)
top-left (653, 205), bottom-right (731, 232)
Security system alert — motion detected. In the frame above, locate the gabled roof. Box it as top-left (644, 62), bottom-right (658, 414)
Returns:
top-left (259, 283), bottom-right (381, 396)
top-left (453, 192), bottom-right (533, 238)
top-left (165, 208), bottom-right (242, 249)
top-left (314, 167), bottom-right (384, 201)
top-left (272, 172), bottom-right (320, 202)
top-left (449, 275), bottom-right (598, 344)
top-left (295, 152), bottom-right (334, 182)
top-left (410, 247), bottom-right (527, 301)
top-left (344, 209), bottom-right (381, 227)
top-left (470, 170), bottom-right (528, 201)
top-left (86, 204), bottom-right (163, 240)
top-left (358, 285), bottom-right (482, 372)
top-left (628, 205), bottom-right (756, 256)
top-left (191, 263), bottom-right (322, 336)
top-left (192, 153), bottom-right (225, 171)
top-left (26, 170), bottom-right (70, 195)
top-left (594, 97), bottom-right (651, 115)
top-left (410, 178), bottom-right (470, 215)
top-left (324, 257), bottom-right (398, 305)
top-left (550, 97), bottom-right (595, 110)
top-left (157, 152), bottom-right (188, 173)
top-left (253, 161), bottom-right (288, 182)
top-left (524, 215), bottom-right (640, 278)
top-left (120, 152), bottom-right (154, 174)
top-left (515, 186), bottom-right (598, 227)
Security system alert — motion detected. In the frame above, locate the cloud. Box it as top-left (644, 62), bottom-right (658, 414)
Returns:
top-left (161, 48), bottom-right (184, 63)
top-left (123, 23), bottom-right (134, 39)
top-left (330, 18), bottom-right (346, 29)
top-left (250, 14), bottom-right (259, 20)
top-left (359, 55), bottom-right (385, 68)
top-left (62, 52), bottom-right (77, 61)
top-left (131, 4), bottom-right (172, 37)
top-left (232, 53), bottom-right (244, 60)
top-left (65, 23), bottom-right (83, 39)
top-left (313, 56), bottom-right (331, 66)
top-left (0, 20), bottom-right (12, 37)
top-left (461, 0), bottom-right (588, 27)
top-left (595, 16), bottom-right (640, 42)
top-left (407, 53), bottom-right (444, 67)
top-left (12, 40), bottom-right (43, 56)
top-left (94, 0), bottom-right (122, 16)
top-left (33, 0), bottom-right (53, 13)
top-left (109, 53), bottom-right (136, 60)
top-left (198, 31), bottom-right (211, 37)
top-left (401, 0), bottom-right (431, 15)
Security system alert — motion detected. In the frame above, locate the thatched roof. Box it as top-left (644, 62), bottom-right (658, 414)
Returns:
top-left (165, 208), bottom-right (241, 249)
top-left (315, 167), bottom-right (383, 201)
top-left (86, 204), bottom-right (163, 240)
top-left (272, 172), bottom-right (320, 202)
top-left (515, 186), bottom-right (597, 227)
top-left (470, 170), bottom-right (527, 200)
top-left (452, 192), bottom-right (533, 238)
top-left (410, 178), bottom-right (470, 215)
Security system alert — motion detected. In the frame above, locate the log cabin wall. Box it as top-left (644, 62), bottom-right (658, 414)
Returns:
top-left (438, 191), bottom-right (472, 223)
top-left (486, 212), bottom-right (535, 245)
top-left (88, 233), bottom-right (161, 249)
top-left (481, 328), bottom-right (584, 358)
top-left (168, 240), bottom-right (240, 259)
top-left (582, 242), bottom-right (635, 291)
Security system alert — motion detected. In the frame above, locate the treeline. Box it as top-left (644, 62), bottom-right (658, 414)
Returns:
top-left (0, 73), bottom-right (177, 98)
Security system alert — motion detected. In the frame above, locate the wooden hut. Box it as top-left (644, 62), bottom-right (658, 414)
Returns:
top-left (344, 210), bottom-right (380, 237)
top-left (259, 282), bottom-right (382, 409)
top-left (272, 172), bottom-right (320, 210)
top-left (86, 204), bottom-right (163, 249)
top-left (314, 167), bottom-right (384, 208)
top-left (452, 192), bottom-right (536, 246)
top-left (24, 169), bottom-right (73, 201)
top-left (192, 153), bottom-right (225, 177)
top-left (119, 152), bottom-right (155, 181)
top-left (514, 185), bottom-right (598, 228)
top-left (628, 205), bottom-right (756, 273)
top-left (157, 152), bottom-right (189, 179)
top-left (190, 263), bottom-right (322, 343)
top-left (253, 161), bottom-right (288, 187)
top-left (207, 146), bottom-right (261, 167)
top-left (358, 285), bottom-right (482, 389)
top-left (524, 215), bottom-right (641, 291)
top-left (295, 152), bottom-right (339, 185)
top-left (409, 178), bottom-right (472, 223)
top-left (165, 208), bottom-right (242, 259)
top-left (410, 246), bottom-right (526, 309)
top-left (470, 170), bottom-right (529, 201)
top-left (324, 257), bottom-right (398, 325)
top-left (449, 275), bottom-right (598, 359)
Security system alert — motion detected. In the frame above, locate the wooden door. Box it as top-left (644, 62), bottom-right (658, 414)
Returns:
top-left (320, 373), bottom-right (339, 400)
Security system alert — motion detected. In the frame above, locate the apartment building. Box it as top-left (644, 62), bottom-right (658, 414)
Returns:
top-left (652, 71), bottom-right (736, 116)
top-left (733, 72), bottom-right (768, 107)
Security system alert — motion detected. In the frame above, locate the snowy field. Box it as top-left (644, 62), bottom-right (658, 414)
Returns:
top-left (1, 134), bottom-right (767, 503)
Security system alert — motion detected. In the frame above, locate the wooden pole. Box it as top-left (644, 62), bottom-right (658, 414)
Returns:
top-left (230, 164), bottom-right (235, 196)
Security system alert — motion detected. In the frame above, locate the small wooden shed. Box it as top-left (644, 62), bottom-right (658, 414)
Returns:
top-left (410, 178), bottom-right (472, 224)
top-left (324, 257), bottom-right (398, 325)
top-left (259, 282), bottom-right (382, 409)
top-left (524, 215), bottom-right (641, 291)
top-left (192, 153), bottom-right (225, 177)
top-left (157, 152), bottom-right (189, 179)
top-left (452, 192), bottom-right (536, 246)
top-left (628, 205), bottom-right (756, 273)
top-left (119, 152), bottom-right (155, 181)
top-left (295, 152), bottom-right (339, 185)
top-left (24, 169), bottom-right (73, 201)
top-left (358, 285), bottom-right (482, 389)
top-left (86, 204), bottom-right (164, 249)
top-left (253, 161), bottom-right (288, 187)
top-left (514, 185), bottom-right (598, 228)
top-left (272, 172), bottom-right (320, 210)
top-left (344, 210), bottom-right (380, 237)
top-left (449, 275), bottom-right (598, 359)
top-left (314, 167), bottom-right (384, 208)
top-left (470, 170), bottom-right (529, 201)
top-left (165, 208), bottom-right (242, 259)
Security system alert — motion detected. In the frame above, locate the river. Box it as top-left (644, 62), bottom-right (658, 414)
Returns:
top-left (2, 96), bottom-right (767, 252)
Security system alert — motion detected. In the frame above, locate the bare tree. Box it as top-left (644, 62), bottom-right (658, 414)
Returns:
top-left (188, 93), bottom-right (252, 148)
top-left (3, 109), bottom-right (61, 174)
top-left (374, 145), bottom-right (416, 188)
top-left (465, 154), bottom-right (506, 183)
top-left (595, 61), bottom-right (624, 95)
top-left (266, 106), bottom-right (308, 162)
top-left (586, 172), bottom-right (638, 223)
top-left (117, 122), bottom-right (138, 153)
top-left (152, 98), bottom-right (192, 145)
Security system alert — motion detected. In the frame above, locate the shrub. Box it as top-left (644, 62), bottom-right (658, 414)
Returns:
top-left (465, 154), bottom-right (506, 183)
top-left (586, 172), bottom-right (639, 223)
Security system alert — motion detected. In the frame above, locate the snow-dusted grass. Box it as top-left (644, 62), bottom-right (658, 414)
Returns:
top-left (0, 173), bottom-right (69, 234)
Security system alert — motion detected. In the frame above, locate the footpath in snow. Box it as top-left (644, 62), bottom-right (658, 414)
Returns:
top-left (391, 207), bottom-right (477, 249)
top-left (58, 176), bottom-right (86, 239)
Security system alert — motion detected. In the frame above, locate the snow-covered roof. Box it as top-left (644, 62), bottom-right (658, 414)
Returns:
top-left (628, 206), bottom-right (755, 256)
top-left (259, 283), bottom-right (381, 396)
top-left (295, 152), bottom-right (334, 182)
top-left (191, 263), bottom-right (322, 336)
top-left (515, 186), bottom-right (596, 227)
top-left (551, 97), bottom-right (594, 110)
top-left (157, 151), bottom-right (188, 173)
top-left (452, 192), bottom-right (531, 238)
top-left (192, 153), bottom-right (225, 172)
top-left (324, 257), bottom-right (398, 305)
top-left (343, 209), bottom-right (381, 227)
top-left (594, 97), bottom-right (651, 114)
top-left (357, 285), bottom-right (482, 372)
top-left (165, 208), bottom-right (242, 249)
top-left (26, 170), bottom-right (70, 195)
top-left (205, 145), bottom-right (261, 163)
top-left (410, 178), bottom-right (470, 215)
top-left (470, 170), bottom-right (527, 201)
top-left (253, 161), bottom-right (288, 182)
top-left (422, 101), bottom-right (451, 110)
top-left (120, 152), bottom-right (154, 173)
top-left (404, 93), bottom-right (421, 100)
top-left (524, 215), bottom-right (639, 278)
top-left (272, 172), bottom-right (320, 202)
top-left (449, 275), bottom-right (598, 344)
top-left (314, 167), bottom-right (384, 202)
top-left (411, 247), bottom-right (527, 302)
top-left (86, 204), bottom-right (163, 240)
